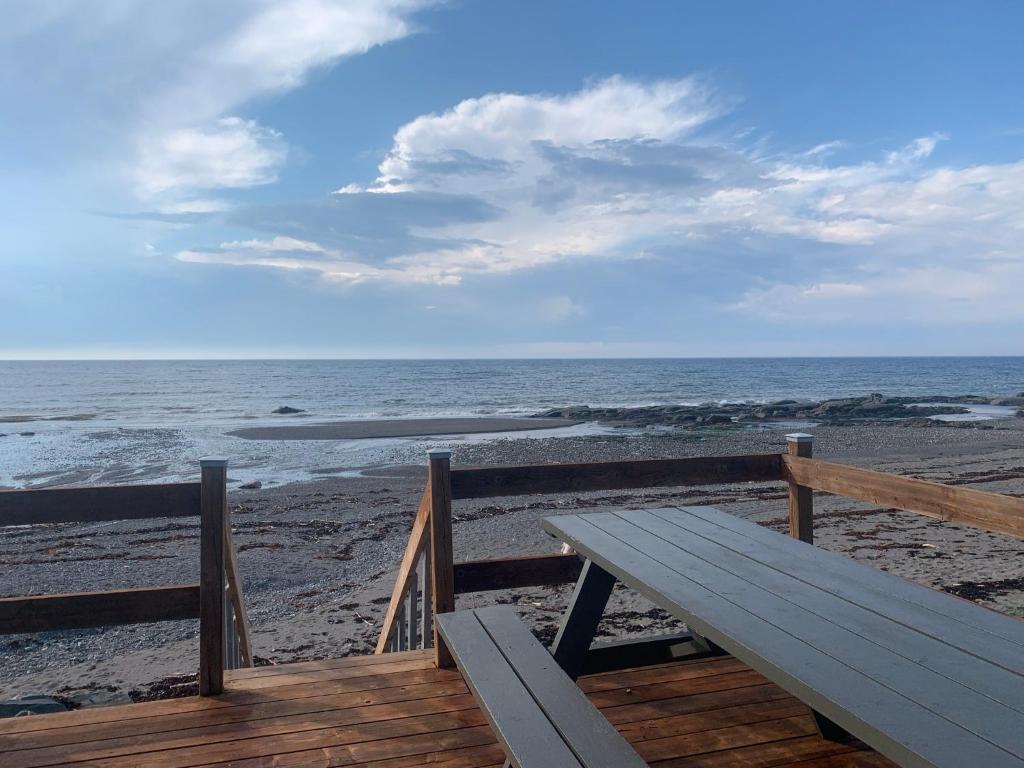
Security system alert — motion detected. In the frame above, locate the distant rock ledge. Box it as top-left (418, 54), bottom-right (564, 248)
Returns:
top-left (533, 393), bottom-right (1024, 428)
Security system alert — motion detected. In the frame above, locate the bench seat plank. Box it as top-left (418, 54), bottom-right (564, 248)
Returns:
top-left (543, 509), bottom-right (1024, 768)
top-left (436, 609), bottom-right (583, 768)
top-left (437, 606), bottom-right (645, 768)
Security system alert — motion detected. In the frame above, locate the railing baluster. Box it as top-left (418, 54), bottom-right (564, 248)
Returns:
top-left (396, 603), bottom-right (407, 651)
top-left (422, 539), bottom-right (433, 648)
top-left (407, 567), bottom-right (418, 650)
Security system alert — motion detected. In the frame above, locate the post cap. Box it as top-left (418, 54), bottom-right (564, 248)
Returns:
top-left (427, 449), bottom-right (452, 460)
top-left (200, 457), bottom-right (229, 468)
top-left (785, 433), bottom-right (814, 443)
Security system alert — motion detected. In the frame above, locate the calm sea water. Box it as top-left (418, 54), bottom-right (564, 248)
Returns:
top-left (1, 358), bottom-right (1022, 488)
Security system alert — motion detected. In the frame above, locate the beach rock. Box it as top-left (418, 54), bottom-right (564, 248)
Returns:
top-left (533, 394), bottom-right (971, 429)
top-left (272, 406), bottom-right (305, 415)
top-left (991, 396), bottom-right (1024, 406)
top-left (239, 480), bottom-right (263, 490)
top-left (0, 695), bottom-right (67, 718)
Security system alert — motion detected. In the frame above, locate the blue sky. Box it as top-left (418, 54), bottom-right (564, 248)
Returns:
top-left (2, 0), bottom-right (1023, 358)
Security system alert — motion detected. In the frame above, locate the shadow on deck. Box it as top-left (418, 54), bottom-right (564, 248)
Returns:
top-left (0, 650), bottom-right (892, 767)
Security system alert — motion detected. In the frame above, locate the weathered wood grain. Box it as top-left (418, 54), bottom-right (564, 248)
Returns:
top-left (0, 482), bottom-right (201, 526)
top-left (199, 460), bottom-right (226, 696)
top-left (783, 455), bottom-right (1024, 538)
top-left (0, 584), bottom-right (199, 634)
top-left (449, 454), bottom-right (783, 500)
top-left (428, 451), bottom-right (456, 668)
top-left (453, 552), bottom-right (582, 594)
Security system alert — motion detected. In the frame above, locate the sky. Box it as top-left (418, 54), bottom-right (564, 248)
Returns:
top-left (2, 0), bottom-right (1023, 359)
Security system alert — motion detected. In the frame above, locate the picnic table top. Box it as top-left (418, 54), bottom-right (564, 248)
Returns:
top-left (542, 505), bottom-right (1024, 768)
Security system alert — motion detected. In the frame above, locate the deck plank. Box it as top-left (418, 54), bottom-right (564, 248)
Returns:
top-left (0, 654), bottom-right (894, 768)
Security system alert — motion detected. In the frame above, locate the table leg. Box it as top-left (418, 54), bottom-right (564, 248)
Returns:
top-left (551, 559), bottom-right (616, 680)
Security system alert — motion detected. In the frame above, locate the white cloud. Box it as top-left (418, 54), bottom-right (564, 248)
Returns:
top-left (3, 1), bottom-right (437, 202)
top-left (136, 118), bottom-right (287, 196)
top-left (733, 263), bottom-right (1024, 323)
top-left (148, 0), bottom-right (432, 127)
top-left (374, 75), bottom-right (721, 191)
top-left (176, 235), bottom-right (461, 285)
top-left (537, 295), bottom-right (586, 322)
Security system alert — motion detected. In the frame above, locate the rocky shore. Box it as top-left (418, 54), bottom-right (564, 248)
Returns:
top-left (535, 392), bottom-right (1024, 427)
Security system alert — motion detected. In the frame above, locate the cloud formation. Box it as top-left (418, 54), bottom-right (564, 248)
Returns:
top-left (176, 73), bottom-right (1023, 324)
top-left (3, 0), bottom-right (437, 204)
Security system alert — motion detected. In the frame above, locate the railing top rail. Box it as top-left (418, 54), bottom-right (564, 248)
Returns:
top-left (449, 453), bottom-right (783, 500)
top-left (783, 454), bottom-right (1024, 539)
top-left (0, 481), bottom-right (201, 527)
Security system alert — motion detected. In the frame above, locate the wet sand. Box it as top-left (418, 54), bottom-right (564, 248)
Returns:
top-left (2, 419), bottom-right (1024, 707)
top-left (227, 416), bottom-right (579, 440)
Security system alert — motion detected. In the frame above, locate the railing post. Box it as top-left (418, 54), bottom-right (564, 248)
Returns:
top-left (199, 457), bottom-right (227, 696)
top-left (786, 434), bottom-right (814, 544)
top-left (427, 449), bottom-right (455, 668)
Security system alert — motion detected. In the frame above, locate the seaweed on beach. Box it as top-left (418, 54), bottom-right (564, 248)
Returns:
top-left (943, 577), bottom-right (1024, 602)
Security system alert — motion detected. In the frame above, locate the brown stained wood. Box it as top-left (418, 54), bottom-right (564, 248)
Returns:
top-left (223, 514), bottom-right (253, 668)
top-left (587, 669), bottom-right (772, 708)
top-left (375, 483), bottom-right (431, 654)
top-left (359, 742), bottom-right (506, 768)
top-left (453, 552), bottom-right (582, 594)
top-left (0, 680), bottom-right (469, 753)
top-left (616, 698), bottom-right (809, 741)
top-left (0, 651), bottom-right (438, 738)
top-left (579, 655), bottom-right (749, 692)
top-left (787, 438), bottom-right (814, 544)
top-left (783, 455), bottom-right (1024, 539)
top-left (428, 452), bottom-right (456, 668)
top-left (0, 482), bottom-right (201, 526)
top-left (659, 735), bottom-right (861, 768)
top-left (0, 584), bottom-right (199, 634)
top-left (0, 655), bottom-right (889, 768)
top-left (635, 715), bottom-right (818, 763)
top-left (2, 695), bottom-right (482, 768)
top-left (225, 657), bottom-right (443, 692)
top-left (603, 682), bottom-right (792, 726)
top-left (199, 461), bottom-right (226, 696)
top-left (228, 649), bottom-right (434, 680)
top-left (449, 453), bottom-right (783, 499)
top-left (79, 709), bottom-right (491, 768)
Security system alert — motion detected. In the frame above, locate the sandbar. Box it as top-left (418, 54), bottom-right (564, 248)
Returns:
top-left (227, 416), bottom-right (579, 440)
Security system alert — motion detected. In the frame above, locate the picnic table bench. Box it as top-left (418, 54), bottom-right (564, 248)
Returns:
top-left (436, 605), bottom-right (646, 768)
top-left (542, 506), bottom-right (1024, 768)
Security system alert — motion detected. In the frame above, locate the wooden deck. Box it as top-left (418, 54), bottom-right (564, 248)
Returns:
top-left (0, 650), bottom-right (893, 767)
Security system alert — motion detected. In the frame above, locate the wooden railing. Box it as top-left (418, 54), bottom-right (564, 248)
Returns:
top-left (377, 435), bottom-right (1024, 667)
top-left (0, 458), bottom-right (252, 696)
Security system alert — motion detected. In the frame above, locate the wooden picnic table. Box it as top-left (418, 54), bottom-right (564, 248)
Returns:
top-left (542, 506), bottom-right (1024, 768)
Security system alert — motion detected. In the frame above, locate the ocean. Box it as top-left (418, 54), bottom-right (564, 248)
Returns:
top-left (2, 358), bottom-right (1022, 488)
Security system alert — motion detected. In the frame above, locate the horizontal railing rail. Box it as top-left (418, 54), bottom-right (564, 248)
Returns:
top-left (453, 553), bottom-right (583, 594)
top-left (783, 453), bottom-right (1024, 539)
top-left (0, 584), bottom-right (201, 634)
top-left (0, 482), bottom-right (202, 526)
top-left (449, 454), bottom-right (782, 499)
